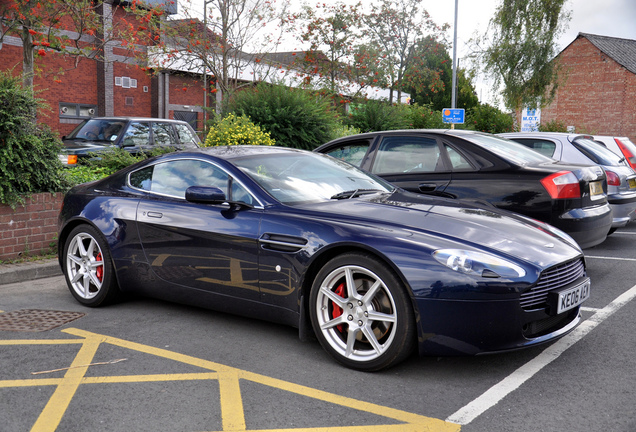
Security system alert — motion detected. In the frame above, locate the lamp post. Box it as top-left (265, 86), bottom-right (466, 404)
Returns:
top-left (202, 0), bottom-right (212, 136)
top-left (451, 0), bottom-right (458, 110)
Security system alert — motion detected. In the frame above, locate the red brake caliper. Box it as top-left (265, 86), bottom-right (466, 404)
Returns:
top-left (95, 253), bottom-right (103, 282)
top-left (332, 283), bottom-right (345, 333)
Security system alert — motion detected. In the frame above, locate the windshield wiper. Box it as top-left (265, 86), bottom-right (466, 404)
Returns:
top-left (330, 189), bottom-right (384, 200)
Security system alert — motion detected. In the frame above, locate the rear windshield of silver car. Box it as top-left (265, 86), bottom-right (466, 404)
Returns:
top-left (466, 134), bottom-right (555, 165)
top-left (573, 138), bottom-right (626, 166)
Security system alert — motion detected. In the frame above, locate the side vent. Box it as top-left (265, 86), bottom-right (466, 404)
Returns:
top-left (259, 233), bottom-right (308, 253)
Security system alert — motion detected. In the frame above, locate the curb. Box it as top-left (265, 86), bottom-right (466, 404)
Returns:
top-left (0, 259), bottom-right (62, 285)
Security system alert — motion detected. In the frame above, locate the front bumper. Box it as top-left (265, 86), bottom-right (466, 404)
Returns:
top-left (414, 296), bottom-right (582, 356)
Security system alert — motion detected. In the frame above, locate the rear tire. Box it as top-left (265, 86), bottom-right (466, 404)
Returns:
top-left (63, 225), bottom-right (119, 307)
top-left (309, 253), bottom-right (416, 371)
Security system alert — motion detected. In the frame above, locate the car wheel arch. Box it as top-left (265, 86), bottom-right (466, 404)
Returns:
top-left (298, 244), bottom-right (416, 336)
top-left (58, 218), bottom-right (123, 290)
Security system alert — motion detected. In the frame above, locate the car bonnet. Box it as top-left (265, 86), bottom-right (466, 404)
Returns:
top-left (307, 192), bottom-right (581, 269)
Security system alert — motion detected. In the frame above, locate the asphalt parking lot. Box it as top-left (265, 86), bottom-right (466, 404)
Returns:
top-left (1, 223), bottom-right (635, 432)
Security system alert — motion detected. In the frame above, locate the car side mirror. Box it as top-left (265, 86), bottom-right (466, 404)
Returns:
top-left (185, 186), bottom-right (226, 204)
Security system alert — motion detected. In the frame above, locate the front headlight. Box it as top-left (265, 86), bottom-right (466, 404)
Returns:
top-left (432, 249), bottom-right (526, 278)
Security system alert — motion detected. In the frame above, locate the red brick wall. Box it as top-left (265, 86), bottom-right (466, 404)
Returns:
top-left (113, 63), bottom-right (154, 117)
top-left (0, 193), bottom-right (64, 261)
top-left (542, 37), bottom-right (636, 141)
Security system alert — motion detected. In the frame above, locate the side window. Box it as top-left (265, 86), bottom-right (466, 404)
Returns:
top-left (152, 122), bottom-right (177, 147)
top-left (230, 180), bottom-right (254, 205)
top-left (325, 143), bottom-right (369, 167)
top-left (444, 144), bottom-right (473, 170)
top-left (121, 122), bottom-right (150, 147)
top-left (129, 160), bottom-right (229, 198)
top-left (513, 138), bottom-right (556, 158)
top-left (373, 136), bottom-right (442, 174)
top-left (173, 123), bottom-right (200, 148)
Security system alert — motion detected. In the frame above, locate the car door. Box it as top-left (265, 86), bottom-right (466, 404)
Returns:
top-left (319, 139), bottom-right (375, 168)
top-left (150, 121), bottom-right (179, 148)
top-left (120, 121), bottom-right (152, 153)
top-left (131, 158), bottom-right (262, 301)
top-left (366, 134), bottom-right (452, 196)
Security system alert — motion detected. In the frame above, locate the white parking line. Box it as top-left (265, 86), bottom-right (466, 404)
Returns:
top-left (446, 283), bottom-right (636, 426)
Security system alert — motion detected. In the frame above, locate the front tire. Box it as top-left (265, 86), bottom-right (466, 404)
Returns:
top-left (309, 253), bottom-right (416, 371)
top-left (63, 225), bottom-right (119, 307)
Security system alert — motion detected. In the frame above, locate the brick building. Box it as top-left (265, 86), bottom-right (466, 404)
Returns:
top-left (541, 33), bottom-right (636, 141)
top-left (0, 0), bottom-right (211, 137)
top-left (0, 0), bottom-right (408, 141)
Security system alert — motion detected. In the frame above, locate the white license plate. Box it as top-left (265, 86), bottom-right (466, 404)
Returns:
top-left (556, 278), bottom-right (590, 314)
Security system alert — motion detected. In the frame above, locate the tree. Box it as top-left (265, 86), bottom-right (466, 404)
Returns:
top-left (478, 0), bottom-right (571, 110)
top-left (402, 36), bottom-right (478, 111)
top-left (362, 0), bottom-right (447, 103)
top-left (0, 0), bottom-right (158, 91)
top-left (286, 1), bottom-right (367, 96)
top-left (141, 0), bottom-right (290, 106)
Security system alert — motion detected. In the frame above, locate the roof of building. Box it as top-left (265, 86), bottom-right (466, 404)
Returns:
top-left (577, 33), bottom-right (636, 75)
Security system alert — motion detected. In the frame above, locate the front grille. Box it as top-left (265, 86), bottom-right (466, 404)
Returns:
top-left (520, 258), bottom-right (585, 311)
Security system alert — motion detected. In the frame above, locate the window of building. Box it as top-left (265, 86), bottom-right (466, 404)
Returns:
top-left (59, 103), bottom-right (97, 119)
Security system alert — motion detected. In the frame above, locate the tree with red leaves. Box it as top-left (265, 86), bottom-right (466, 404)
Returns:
top-left (362, 0), bottom-right (448, 103)
top-left (0, 0), bottom-right (161, 91)
top-left (135, 0), bottom-right (290, 108)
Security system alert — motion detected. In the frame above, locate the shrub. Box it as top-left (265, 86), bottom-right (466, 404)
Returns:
top-left (539, 119), bottom-right (568, 132)
top-left (65, 147), bottom-right (178, 186)
top-left (466, 104), bottom-right (515, 134)
top-left (345, 100), bottom-right (411, 132)
top-left (406, 103), bottom-right (447, 129)
top-left (204, 113), bottom-right (275, 147)
top-left (0, 71), bottom-right (67, 207)
top-left (225, 83), bottom-right (339, 149)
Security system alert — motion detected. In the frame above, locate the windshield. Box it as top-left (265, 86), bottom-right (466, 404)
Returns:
top-left (233, 152), bottom-right (394, 205)
top-left (466, 133), bottom-right (555, 165)
top-left (573, 138), bottom-right (626, 166)
top-left (67, 119), bottom-right (126, 142)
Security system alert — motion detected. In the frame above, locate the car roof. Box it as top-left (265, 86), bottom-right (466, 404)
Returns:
top-left (499, 132), bottom-right (596, 141)
top-left (319, 129), bottom-right (498, 146)
top-left (180, 145), bottom-right (309, 160)
top-left (86, 117), bottom-right (191, 124)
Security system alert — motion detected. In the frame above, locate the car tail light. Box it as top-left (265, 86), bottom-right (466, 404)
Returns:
top-left (605, 169), bottom-right (620, 186)
top-left (540, 171), bottom-right (581, 199)
top-left (67, 155), bottom-right (78, 165)
top-left (615, 138), bottom-right (636, 169)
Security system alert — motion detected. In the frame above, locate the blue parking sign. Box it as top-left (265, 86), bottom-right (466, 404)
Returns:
top-left (442, 108), bottom-right (465, 124)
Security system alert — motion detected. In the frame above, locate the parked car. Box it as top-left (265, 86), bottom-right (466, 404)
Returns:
top-left (315, 130), bottom-right (612, 249)
top-left (500, 132), bottom-right (636, 233)
top-left (592, 135), bottom-right (636, 170)
top-left (59, 117), bottom-right (200, 166)
top-left (58, 146), bottom-right (590, 371)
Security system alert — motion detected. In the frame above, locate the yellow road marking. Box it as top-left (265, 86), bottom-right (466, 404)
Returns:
top-left (1, 329), bottom-right (461, 432)
top-left (31, 334), bottom-right (104, 432)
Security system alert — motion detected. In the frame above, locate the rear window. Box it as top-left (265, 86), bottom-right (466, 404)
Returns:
top-left (464, 133), bottom-right (554, 165)
top-left (573, 138), bottom-right (625, 166)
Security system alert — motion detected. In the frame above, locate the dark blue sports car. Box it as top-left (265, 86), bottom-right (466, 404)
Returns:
top-left (58, 146), bottom-right (590, 371)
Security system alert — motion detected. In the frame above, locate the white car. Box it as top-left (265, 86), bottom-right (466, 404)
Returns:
top-left (592, 136), bottom-right (636, 171)
top-left (499, 132), bottom-right (636, 233)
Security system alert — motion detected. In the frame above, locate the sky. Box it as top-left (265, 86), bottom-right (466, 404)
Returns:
top-left (424, 0), bottom-right (636, 106)
top-left (184, 0), bottom-right (636, 107)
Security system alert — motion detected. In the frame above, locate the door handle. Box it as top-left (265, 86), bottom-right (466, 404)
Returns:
top-left (146, 211), bottom-right (163, 218)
